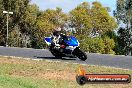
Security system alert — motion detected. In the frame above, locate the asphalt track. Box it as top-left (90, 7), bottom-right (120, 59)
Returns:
top-left (0, 47), bottom-right (132, 70)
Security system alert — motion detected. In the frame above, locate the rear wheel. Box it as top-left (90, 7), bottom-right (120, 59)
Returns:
top-left (55, 56), bottom-right (62, 59)
top-left (50, 50), bottom-right (62, 59)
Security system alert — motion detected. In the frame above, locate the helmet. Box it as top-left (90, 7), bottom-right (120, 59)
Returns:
top-left (54, 27), bottom-right (61, 32)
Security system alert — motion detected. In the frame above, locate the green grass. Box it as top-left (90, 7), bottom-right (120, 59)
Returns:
top-left (0, 56), bottom-right (131, 88)
top-left (0, 75), bottom-right (37, 88)
top-left (0, 75), bottom-right (115, 88)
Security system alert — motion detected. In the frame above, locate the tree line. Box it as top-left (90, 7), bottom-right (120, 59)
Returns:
top-left (0, 0), bottom-right (131, 55)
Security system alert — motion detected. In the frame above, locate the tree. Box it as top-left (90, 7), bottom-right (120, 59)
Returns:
top-left (115, 0), bottom-right (132, 26)
top-left (78, 35), bottom-right (115, 54)
top-left (102, 36), bottom-right (115, 54)
top-left (125, 0), bottom-right (132, 27)
top-left (0, 0), bottom-right (118, 52)
top-left (91, 2), bottom-right (117, 35)
top-left (102, 30), bottom-right (120, 55)
top-left (8, 4), bottom-right (39, 47)
top-left (70, 1), bottom-right (117, 36)
top-left (36, 7), bottom-right (68, 34)
top-left (76, 35), bottom-right (104, 53)
top-left (87, 37), bottom-right (104, 53)
top-left (114, 0), bottom-right (132, 55)
top-left (70, 2), bottom-right (92, 35)
top-left (70, 1), bottom-right (117, 54)
top-left (32, 7), bottom-right (68, 48)
top-left (116, 27), bottom-right (132, 55)
top-left (0, 0), bottom-right (30, 46)
top-left (21, 4), bottom-right (39, 33)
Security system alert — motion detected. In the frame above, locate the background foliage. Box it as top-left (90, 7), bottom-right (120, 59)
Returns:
top-left (0, 0), bottom-right (131, 55)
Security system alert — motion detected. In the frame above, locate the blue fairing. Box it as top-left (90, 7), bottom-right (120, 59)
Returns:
top-left (44, 36), bottom-right (79, 46)
top-left (64, 36), bottom-right (79, 46)
top-left (45, 37), bottom-right (51, 43)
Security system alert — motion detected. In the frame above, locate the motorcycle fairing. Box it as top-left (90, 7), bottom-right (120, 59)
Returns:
top-left (45, 37), bottom-right (51, 45)
top-left (45, 36), bottom-right (79, 46)
top-left (64, 36), bottom-right (79, 46)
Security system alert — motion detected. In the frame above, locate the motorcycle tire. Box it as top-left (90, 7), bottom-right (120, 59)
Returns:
top-left (73, 47), bottom-right (87, 61)
top-left (50, 51), bottom-right (62, 59)
top-left (77, 50), bottom-right (87, 61)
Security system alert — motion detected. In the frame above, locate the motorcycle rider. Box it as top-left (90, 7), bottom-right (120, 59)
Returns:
top-left (50, 26), bottom-right (68, 51)
top-left (50, 26), bottom-right (61, 49)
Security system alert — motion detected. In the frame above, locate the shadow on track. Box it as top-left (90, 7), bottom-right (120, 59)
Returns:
top-left (34, 56), bottom-right (76, 60)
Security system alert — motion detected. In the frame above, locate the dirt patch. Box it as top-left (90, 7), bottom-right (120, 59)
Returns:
top-left (10, 69), bottom-right (76, 81)
top-left (41, 70), bottom-right (76, 81)
top-left (0, 57), bottom-right (33, 64)
top-left (0, 57), bottom-right (77, 81)
top-left (109, 83), bottom-right (132, 88)
top-left (0, 56), bottom-right (132, 88)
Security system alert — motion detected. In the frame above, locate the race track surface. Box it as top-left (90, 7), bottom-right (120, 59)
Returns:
top-left (0, 47), bottom-right (132, 70)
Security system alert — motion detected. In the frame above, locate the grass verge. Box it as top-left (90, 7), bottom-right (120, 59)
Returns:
top-left (0, 56), bottom-right (131, 88)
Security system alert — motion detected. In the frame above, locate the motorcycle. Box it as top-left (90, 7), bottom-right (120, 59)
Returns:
top-left (44, 35), bottom-right (87, 61)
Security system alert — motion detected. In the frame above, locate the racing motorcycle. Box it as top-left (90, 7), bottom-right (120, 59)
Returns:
top-left (44, 35), bottom-right (87, 61)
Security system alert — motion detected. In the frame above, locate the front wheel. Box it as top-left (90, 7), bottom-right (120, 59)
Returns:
top-left (78, 50), bottom-right (87, 61)
top-left (73, 47), bottom-right (87, 61)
